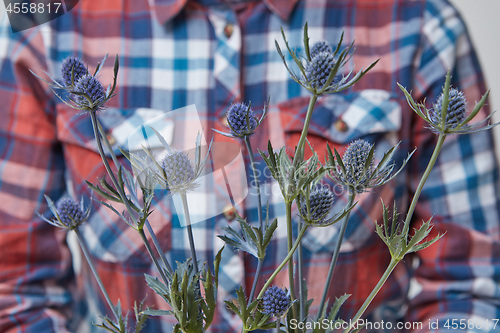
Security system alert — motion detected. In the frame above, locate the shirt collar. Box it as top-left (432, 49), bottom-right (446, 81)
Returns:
top-left (150, 0), bottom-right (298, 24)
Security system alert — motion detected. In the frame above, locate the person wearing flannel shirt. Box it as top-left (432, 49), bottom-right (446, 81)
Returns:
top-left (0, 0), bottom-right (499, 332)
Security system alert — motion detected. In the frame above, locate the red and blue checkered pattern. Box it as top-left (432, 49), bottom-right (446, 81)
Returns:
top-left (0, 0), bottom-right (499, 332)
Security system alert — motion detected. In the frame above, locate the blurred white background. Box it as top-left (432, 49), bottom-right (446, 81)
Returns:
top-left (450, 0), bottom-right (500, 157)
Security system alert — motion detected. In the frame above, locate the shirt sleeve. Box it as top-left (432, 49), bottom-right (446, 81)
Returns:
top-left (406, 1), bottom-right (500, 331)
top-left (0, 18), bottom-right (74, 332)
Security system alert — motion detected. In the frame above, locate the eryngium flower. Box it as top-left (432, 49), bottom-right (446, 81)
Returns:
top-left (398, 70), bottom-right (496, 135)
top-left (226, 102), bottom-right (258, 138)
top-left (310, 41), bottom-right (333, 58)
top-left (429, 88), bottom-right (467, 131)
top-left (37, 195), bottom-right (91, 230)
top-left (305, 51), bottom-right (339, 90)
top-left (72, 74), bottom-right (106, 110)
top-left (57, 198), bottom-right (86, 228)
top-left (329, 139), bottom-right (412, 194)
top-left (32, 55), bottom-right (119, 113)
top-left (276, 25), bottom-right (378, 96)
top-left (342, 139), bottom-right (374, 191)
top-left (262, 286), bottom-right (291, 317)
top-left (161, 151), bottom-right (198, 194)
top-left (300, 187), bottom-right (335, 224)
top-left (213, 102), bottom-right (268, 139)
top-left (61, 57), bottom-right (88, 87)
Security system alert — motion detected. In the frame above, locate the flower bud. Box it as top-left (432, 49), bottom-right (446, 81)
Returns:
top-left (310, 41), bottom-right (333, 58)
top-left (61, 57), bottom-right (88, 87)
top-left (430, 88), bottom-right (467, 130)
top-left (56, 197), bottom-right (86, 228)
top-left (305, 51), bottom-right (335, 89)
top-left (73, 74), bottom-right (106, 110)
top-left (342, 139), bottom-right (374, 192)
top-left (262, 286), bottom-right (291, 317)
top-left (301, 187), bottom-right (335, 224)
top-left (305, 51), bottom-right (342, 91)
top-left (226, 102), bottom-right (258, 137)
top-left (161, 151), bottom-right (197, 193)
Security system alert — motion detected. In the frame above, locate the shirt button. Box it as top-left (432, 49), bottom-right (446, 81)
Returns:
top-left (223, 205), bottom-right (237, 221)
top-left (107, 133), bottom-right (117, 146)
top-left (224, 23), bottom-right (234, 38)
top-left (334, 119), bottom-right (348, 133)
top-left (221, 114), bottom-right (229, 127)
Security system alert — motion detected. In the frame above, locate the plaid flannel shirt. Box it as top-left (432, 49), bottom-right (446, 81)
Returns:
top-left (1, 0), bottom-right (499, 332)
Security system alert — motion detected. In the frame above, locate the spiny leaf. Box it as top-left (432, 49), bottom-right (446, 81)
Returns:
top-left (224, 300), bottom-right (240, 316)
top-left (141, 309), bottom-right (174, 317)
top-left (303, 22), bottom-right (311, 61)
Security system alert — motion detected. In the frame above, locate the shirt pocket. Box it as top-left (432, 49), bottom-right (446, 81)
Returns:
top-left (56, 105), bottom-right (174, 264)
top-left (277, 89), bottom-right (403, 254)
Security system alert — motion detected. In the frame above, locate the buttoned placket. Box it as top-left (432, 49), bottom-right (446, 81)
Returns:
top-left (207, 5), bottom-right (248, 306)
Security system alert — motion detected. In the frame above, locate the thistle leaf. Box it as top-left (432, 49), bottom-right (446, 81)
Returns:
top-left (85, 181), bottom-right (121, 202)
top-left (303, 22), bottom-right (311, 61)
top-left (141, 309), bottom-right (174, 317)
top-left (218, 218), bottom-right (259, 258)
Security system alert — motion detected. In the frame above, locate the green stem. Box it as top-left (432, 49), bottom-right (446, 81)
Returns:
top-left (282, 94), bottom-right (318, 330)
top-left (343, 258), bottom-right (399, 333)
top-left (178, 193), bottom-right (202, 321)
top-left (96, 120), bottom-right (121, 174)
top-left (90, 112), bottom-right (133, 219)
top-left (257, 224), bottom-right (309, 299)
top-left (316, 192), bottom-right (356, 319)
top-left (285, 200), bottom-right (297, 326)
top-left (180, 193), bottom-right (199, 273)
top-left (249, 258), bottom-right (263, 302)
top-left (291, 95), bottom-right (319, 167)
top-left (275, 317), bottom-right (281, 333)
top-left (244, 136), bottom-right (263, 231)
top-left (297, 220), bottom-right (305, 322)
top-left (90, 112), bottom-right (173, 275)
top-left (284, 94), bottom-right (319, 201)
top-left (244, 136), bottom-right (264, 302)
top-left (74, 228), bottom-right (120, 322)
top-left (138, 228), bottom-right (169, 285)
top-left (402, 134), bottom-right (446, 236)
top-left (145, 221), bottom-right (173, 273)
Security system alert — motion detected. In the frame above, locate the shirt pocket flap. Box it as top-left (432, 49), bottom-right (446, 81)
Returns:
top-left (56, 105), bottom-right (174, 156)
top-left (280, 89), bottom-right (402, 144)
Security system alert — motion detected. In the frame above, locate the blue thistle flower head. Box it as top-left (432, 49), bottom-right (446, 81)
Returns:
top-left (310, 41), bottom-right (333, 58)
top-left (430, 88), bottom-right (467, 131)
top-left (56, 197), bottom-right (87, 229)
top-left (305, 51), bottom-right (341, 91)
top-left (61, 57), bottom-right (88, 87)
top-left (226, 102), bottom-right (258, 138)
top-left (262, 286), bottom-right (291, 317)
top-left (72, 74), bottom-right (106, 110)
top-left (399, 71), bottom-right (496, 136)
top-left (342, 139), bottom-right (374, 193)
top-left (301, 187), bottom-right (335, 224)
top-left (33, 55), bottom-right (119, 114)
top-left (277, 25), bottom-right (378, 97)
top-left (161, 151), bottom-right (198, 194)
